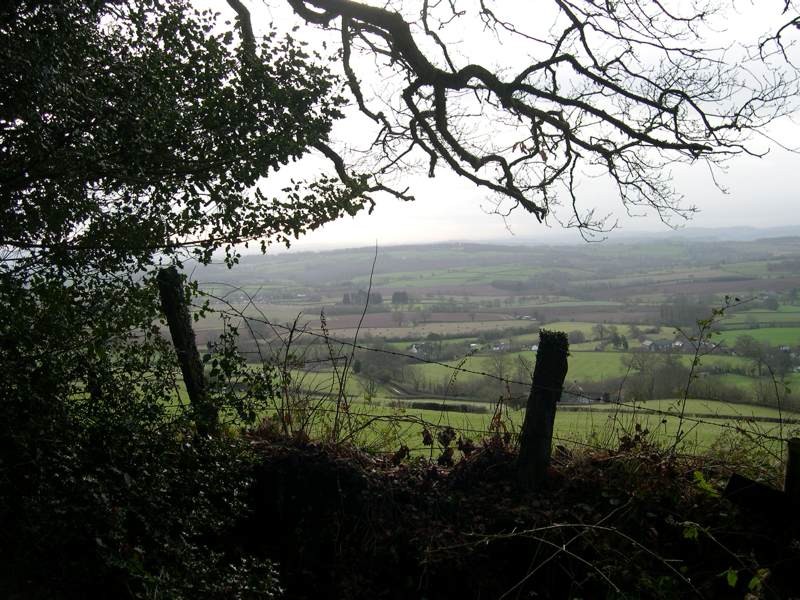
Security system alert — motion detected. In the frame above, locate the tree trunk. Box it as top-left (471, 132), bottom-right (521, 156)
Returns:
top-left (517, 329), bottom-right (569, 490)
top-left (156, 266), bottom-right (218, 436)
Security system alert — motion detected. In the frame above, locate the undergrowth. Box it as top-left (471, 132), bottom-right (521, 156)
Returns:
top-left (238, 428), bottom-right (797, 599)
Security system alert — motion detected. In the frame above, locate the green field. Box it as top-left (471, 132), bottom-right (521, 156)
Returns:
top-left (267, 368), bottom-right (408, 400)
top-left (682, 354), bottom-right (751, 370)
top-left (533, 300), bottom-right (624, 308)
top-left (703, 373), bottom-right (757, 391)
top-left (171, 374), bottom-right (800, 455)
top-left (514, 321), bottom-right (598, 341)
top-left (189, 238), bottom-right (800, 448)
top-left (331, 319), bottom-right (529, 340)
top-left (572, 397), bottom-right (797, 419)
top-left (723, 310), bottom-right (800, 325)
top-left (310, 397), bottom-right (800, 456)
top-left (348, 264), bottom-right (597, 289)
top-left (566, 351), bottom-right (629, 381)
top-left (715, 327), bottom-right (800, 347)
top-left (401, 349), bottom-right (771, 387)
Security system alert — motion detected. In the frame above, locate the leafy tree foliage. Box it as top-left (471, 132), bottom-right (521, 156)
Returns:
top-left (0, 1), bottom-right (365, 596)
top-left (2, 0), bottom-right (364, 267)
top-left (622, 353), bottom-right (691, 402)
top-left (734, 334), bottom-right (794, 378)
top-left (391, 290), bottom-right (410, 304)
top-left (1, 0), bottom-right (374, 410)
top-left (567, 330), bottom-right (586, 345)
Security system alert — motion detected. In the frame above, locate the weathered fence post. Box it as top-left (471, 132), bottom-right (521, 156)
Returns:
top-left (786, 437), bottom-right (800, 509)
top-left (517, 329), bottom-right (569, 490)
top-left (156, 266), bottom-right (218, 436)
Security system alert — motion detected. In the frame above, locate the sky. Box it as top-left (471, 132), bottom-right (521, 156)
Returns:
top-left (284, 141), bottom-right (800, 249)
top-left (230, 1), bottom-right (800, 251)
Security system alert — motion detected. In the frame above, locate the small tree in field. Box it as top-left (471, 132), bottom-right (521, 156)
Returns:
top-left (392, 291), bottom-right (410, 305)
top-left (593, 323), bottom-right (608, 342)
top-left (392, 311), bottom-right (405, 327)
top-left (568, 330), bottom-right (586, 345)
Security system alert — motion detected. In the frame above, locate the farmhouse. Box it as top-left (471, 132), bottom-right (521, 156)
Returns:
top-left (561, 390), bottom-right (593, 404)
top-left (647, 340), bottom-right (673, 352)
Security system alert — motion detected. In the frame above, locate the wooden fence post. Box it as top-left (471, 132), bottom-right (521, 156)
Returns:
top-left (786, 437), bottom-right (800, 509)
top-left (517, 330), bottom-right (569, 490)
top-left (156, 266), bottom-right (218, 436)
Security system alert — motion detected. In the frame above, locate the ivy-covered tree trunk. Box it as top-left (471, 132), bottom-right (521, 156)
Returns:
top-left (517, 330), bottom-right (569, 490)
top-left (157, 266), bottom-right (217, 436)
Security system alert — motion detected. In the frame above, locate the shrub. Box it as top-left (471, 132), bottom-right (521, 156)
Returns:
top-left (0, 334), bottom-right (281, 599)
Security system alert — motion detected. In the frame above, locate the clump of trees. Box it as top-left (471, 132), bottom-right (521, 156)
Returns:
top-left (391, 291), bottom-right (411, 304)
top-left (734, 335), bottom-right (795, 378)
top-left (591, 324), bottom-right (628, 349)
top-left (659, 297), bottom-right (713, 328)
top-left (352, 340), bottom-right (409, 383)
top-left (342, 290), bottom-right (384, 305)
top-left (622, 354), bottom-right (691, 402)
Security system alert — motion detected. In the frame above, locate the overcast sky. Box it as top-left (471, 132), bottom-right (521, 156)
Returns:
top-left (284, 141), bottom-right (800, 249)
top-left (232, 1), bottom-right (800, 251)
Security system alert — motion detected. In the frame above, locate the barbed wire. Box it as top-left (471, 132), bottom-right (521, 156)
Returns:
top-left (194, 288), bottom-right (799, 445)
top-left (238, 403), bottom-right (617, 455)
top-left (157, 387), bottom-right (792, 465)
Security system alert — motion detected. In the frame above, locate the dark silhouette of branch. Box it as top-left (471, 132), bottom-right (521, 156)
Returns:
top-left (226, 0), bottom-right (414, 205)
top-left (271, 0), bottom-right (798, 231)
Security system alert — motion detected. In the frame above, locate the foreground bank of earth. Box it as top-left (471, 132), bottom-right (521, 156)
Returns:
top-left (234, 435), bottom-right (799, 599)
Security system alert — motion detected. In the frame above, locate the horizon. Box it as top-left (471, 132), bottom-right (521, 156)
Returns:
top-left (258, 156), bottom-right (800, 252)
top-left (226, 0), bottom-right (800, 256)
top-left (238, 222), bottom-right (800, 256)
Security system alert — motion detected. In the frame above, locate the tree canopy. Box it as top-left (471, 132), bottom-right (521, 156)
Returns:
top-left (1, 0), bottom-right (371, 270)
top-left (0, 0), bottom-right (377, 394)
top-left (256, 0), bottom-right (799, 233)
top-left (0, 3), bottom-right (361, 594)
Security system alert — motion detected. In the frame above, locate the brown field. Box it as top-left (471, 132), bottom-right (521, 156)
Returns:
top-left (534, 307), bottom-right (660, 323)
top-left (587, 276), bottom-right (800, 300)
top-left (323, 311), bottom-right (513, 329)
top-left (193, 303), bottom-right (659, 343)
top-left (375, 284), bottom-right (504, 296)
top-left (327, 320), bottom-right (533, 340)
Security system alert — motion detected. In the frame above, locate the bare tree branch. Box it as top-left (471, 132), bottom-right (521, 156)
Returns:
top-left (237, 0), bottom-right (798, 231)
top-left (226, 0), bottom-right (413, 205)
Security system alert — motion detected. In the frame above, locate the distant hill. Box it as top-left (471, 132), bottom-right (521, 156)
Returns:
top-left (496, 225), bottom-right (800, 246)
top-left (193, 230), bottom-right (800, 296)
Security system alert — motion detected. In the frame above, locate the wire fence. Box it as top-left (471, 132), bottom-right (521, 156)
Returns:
top-left (240, 402), bottom-right (622, 458)
top-left (191, 287), bottom-right (800, 451)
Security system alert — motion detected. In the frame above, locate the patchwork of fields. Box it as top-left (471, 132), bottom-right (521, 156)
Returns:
top-left (194, 236), bottom-right (800, 450)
